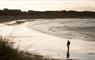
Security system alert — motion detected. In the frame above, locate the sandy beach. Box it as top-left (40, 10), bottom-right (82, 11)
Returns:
top-left (0, 19), bottom-right (95, 60)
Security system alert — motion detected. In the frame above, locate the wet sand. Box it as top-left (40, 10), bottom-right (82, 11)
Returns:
top-left (0, 19), bottom-right (95, 60)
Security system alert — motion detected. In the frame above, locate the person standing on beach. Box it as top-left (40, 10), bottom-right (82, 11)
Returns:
top-left (67, 40), bottom-right (70, 50)
top-left (66, 40), bottom-right (70, 59)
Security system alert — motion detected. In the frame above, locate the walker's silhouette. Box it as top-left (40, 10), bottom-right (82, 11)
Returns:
top-left (67, 40), bottom-right (70, 50)
top-left (66, 40), bottom-right (70, 59)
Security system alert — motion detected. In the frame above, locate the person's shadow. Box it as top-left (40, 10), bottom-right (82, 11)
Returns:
top-left (66, 40), bottom-right (70, 59)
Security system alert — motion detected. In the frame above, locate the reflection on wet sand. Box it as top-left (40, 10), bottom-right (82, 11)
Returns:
top-left (66, 49), bottom-right (70, 59)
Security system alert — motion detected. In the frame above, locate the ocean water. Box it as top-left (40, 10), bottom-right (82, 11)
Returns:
top-left (29, 19), bottom-right (95, 41)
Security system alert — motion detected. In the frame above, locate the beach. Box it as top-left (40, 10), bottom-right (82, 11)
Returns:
top-left (0, 19), bottom-right (95, 60)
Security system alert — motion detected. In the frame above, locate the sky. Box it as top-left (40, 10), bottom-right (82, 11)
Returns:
top-left (0, 0), bottom-right (95, 11)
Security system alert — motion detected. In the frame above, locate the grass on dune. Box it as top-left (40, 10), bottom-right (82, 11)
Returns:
top-left (0, 36), bottom-right (60, 60)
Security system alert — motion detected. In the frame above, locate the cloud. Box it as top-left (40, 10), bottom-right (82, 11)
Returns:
top-left (73, 6), bottom-right (95, 11)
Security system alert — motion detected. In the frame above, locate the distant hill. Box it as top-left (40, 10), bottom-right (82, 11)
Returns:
top-left (0, 8), bottom-right (95, 22)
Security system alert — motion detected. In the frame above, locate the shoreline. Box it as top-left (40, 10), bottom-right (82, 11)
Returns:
top-left (0, 19), bottom-right (95, 60)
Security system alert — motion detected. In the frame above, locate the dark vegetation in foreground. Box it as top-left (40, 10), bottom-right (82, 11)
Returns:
top-left (0, 37), bottom-right (61, 60)
top-left (0, 8), bottom-right (95, 22)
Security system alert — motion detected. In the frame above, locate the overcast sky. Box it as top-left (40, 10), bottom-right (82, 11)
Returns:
top-left (0, 0), bottom-right (95, 11)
